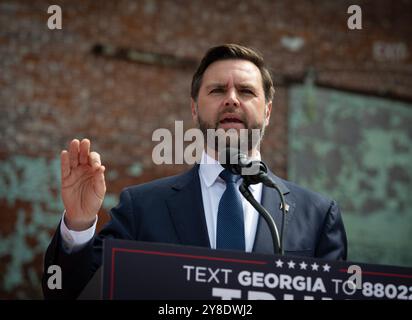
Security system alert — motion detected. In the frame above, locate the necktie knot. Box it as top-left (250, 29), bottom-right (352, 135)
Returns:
top-left (219, 169), bottom-right (239, 184)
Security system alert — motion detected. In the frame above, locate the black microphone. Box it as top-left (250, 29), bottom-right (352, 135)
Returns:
top-left (218, 148), bottom-right (270, 185)
top-left (218, 148), bottom-right (287, 255)
top-left (217, 147), bottom-right (249, 173)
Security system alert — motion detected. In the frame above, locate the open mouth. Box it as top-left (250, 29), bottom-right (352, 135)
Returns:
top-left (220, 117), bottom-right (244, 124)
top-left (218, 115), bottom-right (246, 130)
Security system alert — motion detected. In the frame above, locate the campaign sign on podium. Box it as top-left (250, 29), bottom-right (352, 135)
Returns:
top-left (102, 239), bottom-right (412, 300)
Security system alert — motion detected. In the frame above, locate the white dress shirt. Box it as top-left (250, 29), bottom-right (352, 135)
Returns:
top-left (61, 151), bottom-right (263, 253)
top-left (198, 151), bottom-right (262, 252)
top-left (60, 212), bottom-right (97, 253)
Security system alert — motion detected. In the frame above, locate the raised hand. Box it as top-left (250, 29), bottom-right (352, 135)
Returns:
top-left (61, 139), bottom-right (106, 231)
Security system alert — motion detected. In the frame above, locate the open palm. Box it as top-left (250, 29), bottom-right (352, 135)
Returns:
top-left (61, 139), bottom-right (106, 231)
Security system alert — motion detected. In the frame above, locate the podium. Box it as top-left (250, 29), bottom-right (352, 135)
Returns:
top-left (79, 239), bottom-right (412, 300)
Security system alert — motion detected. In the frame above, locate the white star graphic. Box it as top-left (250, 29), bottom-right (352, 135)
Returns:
top-left (287, 260), bottom-right (296, 269)
top-left (275, 259), bottom-right (284, 268)
top-left (299, 261), bottom-right (308, 270)
top-left (311, 262), bottom-right (319, 271)
top-left (322, 264), bottom-right (331, 272)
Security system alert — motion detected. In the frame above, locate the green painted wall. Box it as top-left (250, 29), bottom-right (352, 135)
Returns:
top-left (0, 155), bottom-right (119, 298)
top-left (288, 85), bottom-right (412, 267)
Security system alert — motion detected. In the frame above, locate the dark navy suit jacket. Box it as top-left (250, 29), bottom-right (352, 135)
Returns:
top-left (42, 165), bottom-right (347, 299)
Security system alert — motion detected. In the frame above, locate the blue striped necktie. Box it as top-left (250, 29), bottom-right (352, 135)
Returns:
top-left (216, 169), bottom-right (245, 251)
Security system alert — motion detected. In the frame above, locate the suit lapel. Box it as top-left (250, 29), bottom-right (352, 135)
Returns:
top-left (166, 165), bottom-right (211, 248)
top-left (253, 171), bottom-right (296, 255)
top-left (165, 166), bottom-right (295, 254)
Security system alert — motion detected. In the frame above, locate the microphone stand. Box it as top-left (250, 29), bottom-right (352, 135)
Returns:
top-left (218, 148), bottom-right (287, 256)
top-left (239, 165), bottom-right (287, 256)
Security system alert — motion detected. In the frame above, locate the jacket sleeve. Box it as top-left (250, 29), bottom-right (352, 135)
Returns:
top-left (314, 200), bottom-right (348, 261)
top-left (42, 188), bottom-right (136, 299)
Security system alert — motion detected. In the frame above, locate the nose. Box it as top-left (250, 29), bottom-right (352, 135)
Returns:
top-left (223, 88), bottom-right (240, 108)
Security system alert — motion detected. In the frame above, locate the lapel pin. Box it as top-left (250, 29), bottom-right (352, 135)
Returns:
top-left (280, 203), bottom-right (290, 213)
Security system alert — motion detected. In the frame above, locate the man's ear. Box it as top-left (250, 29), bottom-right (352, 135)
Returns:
top-left (191, 98), bottom-right (198, 124)
top-left (265, 101), bottom-right (272, 126)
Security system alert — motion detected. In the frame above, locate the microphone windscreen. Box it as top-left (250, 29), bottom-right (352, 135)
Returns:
top-left (217, 148), bottom-right (235, 166)
top-left (218, 148), bottom-right (242, 173)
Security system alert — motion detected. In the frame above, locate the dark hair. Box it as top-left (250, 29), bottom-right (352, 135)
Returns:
top-left (191, 44), bottom-right (275, 103)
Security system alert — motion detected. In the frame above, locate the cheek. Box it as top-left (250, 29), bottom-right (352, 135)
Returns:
top-left (198, 103), bottom-right (219, 120)
top-left (245, 104), bottom-right (265, 122)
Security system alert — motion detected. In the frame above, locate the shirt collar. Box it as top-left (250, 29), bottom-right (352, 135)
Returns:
top-left (199, 151), bottom-right (224, 188)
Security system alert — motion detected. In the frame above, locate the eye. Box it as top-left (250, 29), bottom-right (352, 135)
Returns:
top-left (209, 88), bottom-right (224, 94)
top-left (240, 89), bottom-right (255, 95)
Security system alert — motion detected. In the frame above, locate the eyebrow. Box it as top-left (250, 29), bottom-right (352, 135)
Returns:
top-left (237, 84), bottom-right (257, 90)
top-left (205, 83), bottom-right (226, 90)
top-left (205, 83), bottom-right (258, 90)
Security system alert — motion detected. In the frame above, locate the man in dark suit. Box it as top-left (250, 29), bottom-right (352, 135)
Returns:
top-left (42, 44), bottom-right (347, 299)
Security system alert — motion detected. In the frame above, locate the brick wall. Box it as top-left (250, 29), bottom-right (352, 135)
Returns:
top-left (0, 0), bottom-right (411, 298)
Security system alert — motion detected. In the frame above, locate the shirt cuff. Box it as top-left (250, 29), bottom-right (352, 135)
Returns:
top-left (60, 210), bottom-right (97, 254)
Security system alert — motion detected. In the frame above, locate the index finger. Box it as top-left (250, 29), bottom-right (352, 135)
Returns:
top-left (69, 139), bottom-right (80, 168)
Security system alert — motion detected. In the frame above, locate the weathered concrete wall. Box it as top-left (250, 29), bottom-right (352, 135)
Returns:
top-left (0, 0), bottom-right (411, 298)
top-left (289, 85), bottom-right (412, 266)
